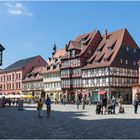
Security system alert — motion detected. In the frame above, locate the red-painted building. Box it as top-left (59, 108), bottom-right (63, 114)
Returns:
top-left (0, 55), bottom-right (47, 95)
top-left (60, 30), bottom-right (102, 101)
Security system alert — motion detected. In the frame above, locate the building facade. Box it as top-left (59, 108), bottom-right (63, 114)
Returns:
top-left (61, 29), bottom-right (140, 104)
top-left (0, 55), bottom-right (47, 95)
top-left (22, 66), bottom-right (46, 99)
top-left (82, 29), bottom-right (140, 104)
top-left (43, 47), bottom-right (66, 101)
top-left (60, 30), bottom-right (102, 101)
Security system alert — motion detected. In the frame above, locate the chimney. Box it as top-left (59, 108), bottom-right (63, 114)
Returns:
top-left (138, 60), bottom-right (140, 84)
top-left (105, 29), bottom-right (108, 40)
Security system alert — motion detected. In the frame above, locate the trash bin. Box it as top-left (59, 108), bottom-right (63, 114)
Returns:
top-left (18, 99), bottom-right (24, 110)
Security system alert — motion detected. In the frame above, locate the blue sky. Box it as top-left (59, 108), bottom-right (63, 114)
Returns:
top-left (0, 1), bottom-right (140, 68)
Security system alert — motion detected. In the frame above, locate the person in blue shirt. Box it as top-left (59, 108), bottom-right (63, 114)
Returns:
top-left (45, 95), bottom-right (52, 118)
top-left (133, 94), bottom-right (139, 114)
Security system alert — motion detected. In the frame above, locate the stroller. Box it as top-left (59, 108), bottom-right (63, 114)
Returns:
top-left (119, 106), bottom-right (125, 113)
top-left (105, 104), bottom-right (113, 114)
top-left (96, 102), bottom-right (103, 114)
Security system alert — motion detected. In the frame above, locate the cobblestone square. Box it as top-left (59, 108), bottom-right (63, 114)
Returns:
top-left (1, 104), bottom-right (140, 139)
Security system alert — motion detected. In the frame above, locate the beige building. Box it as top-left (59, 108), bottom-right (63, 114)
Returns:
top-left (22, 66), bottom-right (46, 99)
top-left (132, 60), bottom-right (140, 100)
top-left (43, 47), bottom-right (66, 101)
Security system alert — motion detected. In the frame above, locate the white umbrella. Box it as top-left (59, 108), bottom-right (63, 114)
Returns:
top-left (5, 95), bottom-right (10, 98)
top-left (14, 94), bottom-right (21, 98)
top-left (9, 94), bottom-right (15, 98)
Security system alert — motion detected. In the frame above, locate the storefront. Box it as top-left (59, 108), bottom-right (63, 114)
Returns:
top-left (90, 88), bottom-right (132, 104)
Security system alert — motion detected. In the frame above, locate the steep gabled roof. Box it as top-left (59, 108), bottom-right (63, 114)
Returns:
top-left (62, 30), bottom-right (100, 59)
top-left (83, 28), bottom-right (138, 69)
top-left (67, 41), bottom-right (81, 51)
top-left (4, 55), bottom-right (41, 71)
top-left (43, 48), bottom-right (66, 74)
top-left (23, 66), bottom-right (46, 82)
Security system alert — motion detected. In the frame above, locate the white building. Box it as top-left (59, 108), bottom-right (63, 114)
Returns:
top-left (43, 48), bottom-right (66, 101)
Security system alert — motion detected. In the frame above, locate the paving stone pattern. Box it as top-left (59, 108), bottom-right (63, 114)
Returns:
top-left (0, 104), bottom-right (140, 139)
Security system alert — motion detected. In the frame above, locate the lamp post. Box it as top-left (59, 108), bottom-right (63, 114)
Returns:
top-left (0, 44), bottom-right (5, 66)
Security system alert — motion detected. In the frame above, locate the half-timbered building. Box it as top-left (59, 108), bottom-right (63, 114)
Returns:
top-left (82, 29), bottom-right (140, 104)
top-left (60, 30), bottom-right (102, 101)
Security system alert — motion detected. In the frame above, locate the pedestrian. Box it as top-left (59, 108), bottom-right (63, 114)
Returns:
top-left (111, 96), bottom-right (117, 114)
top-left (118, 96), bottom-right (123, 107)
top-left (101, 95), bottom-right (107, 114)
top-left (8, 98), bottom-right (11, 106)
top-left (133, 94), bottom-right (139, 114)
top-left (82, 96), bottom-right (86, 110)
top-left (12, 98), bottom-right (15, 105)
top-left (16, 99), bottom-right (18, 107)
top-left (45, 95), bottom-right (52, 118)
top-left (37, 98), bottom-right (43, 118)
top-left (76, 98), bottom-right (80, 109)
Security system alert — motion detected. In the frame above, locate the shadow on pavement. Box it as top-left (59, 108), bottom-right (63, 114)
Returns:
top-left (0, 104), bottom-right (140, 139)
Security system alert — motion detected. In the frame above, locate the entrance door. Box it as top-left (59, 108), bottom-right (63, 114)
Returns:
top-left (91, 91), bottom-right (98, 104)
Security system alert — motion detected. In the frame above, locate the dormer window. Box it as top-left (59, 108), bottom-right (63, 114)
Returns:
top-left (108, 40), bottom-right (116, 51)
top-left (104, 58), bottom-right (109, 62)
top-left (81, 34), bottom-right (89, 41)
top-left (95, 53), bottom-right (104, 64)
top-left (97, 49), bottom-right (101, 53)
top-left (104, 51), bottom-right (113, 62)
top-left (108, 47), bottom-right (112, 50)
top-left (126, 47), bottom-right (129, 51)
top-left (95, 60), bottom-right (100, 64)
top-left (97, 43), bottom-right (105, 53)
top-left (71, 50), bottom-right (75, 57)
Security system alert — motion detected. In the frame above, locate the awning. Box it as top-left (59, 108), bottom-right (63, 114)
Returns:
top-left (98, 91), bottom-right (107, 95)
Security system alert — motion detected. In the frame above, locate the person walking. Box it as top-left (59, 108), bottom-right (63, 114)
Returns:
top-left (45, 95), bottom-right (52, 118)
top-left (76, 98), bottom-right (80, 109)
top-left (101, 95), bottom-right (107, 114)
top-left (133, 94), bottom-right (139, 114)
top-left (118, 96), bottom-right (123, 108)
top-left (82, 96), bottom-right (86, 110)
top-left (37, 99), bottom-right (43, 118)
top-left (111, 96), bottom-right (117, 114)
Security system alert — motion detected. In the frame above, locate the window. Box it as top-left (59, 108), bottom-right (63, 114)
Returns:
top-left (71, 50), bottom-right (75, 57)
top-left (134, 61), bottom-right (136, 65)
top-left (95, 60), bottom-right (100, 64)
top-left (120, 59), bottom-right (123, 63)
top-left (126, 47), bottom-right (129, 51)
top-left (134, 48), bottom-right (136, 53)
top-left (126, 60), bottom-right (128, 64)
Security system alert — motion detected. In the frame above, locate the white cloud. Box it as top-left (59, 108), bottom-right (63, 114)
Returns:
top-left (5, 2), bottom-right (33, 16)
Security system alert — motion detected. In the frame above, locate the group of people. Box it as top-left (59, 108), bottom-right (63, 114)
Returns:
top-left (96, 95), bottom-right (124, 115)
top-left (37, 95), bottom-right (52, 118)
top-left (76, 95), bottom-right (87, 110)
top-left (37, 93), bottom-right (140, 117)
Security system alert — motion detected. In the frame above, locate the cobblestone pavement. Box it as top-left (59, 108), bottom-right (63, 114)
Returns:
top-left (1, 103), bottom-right (140, 139)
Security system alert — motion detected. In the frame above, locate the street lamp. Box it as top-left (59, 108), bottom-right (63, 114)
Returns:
top-left (0, 44), bottom-right (5, 66)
